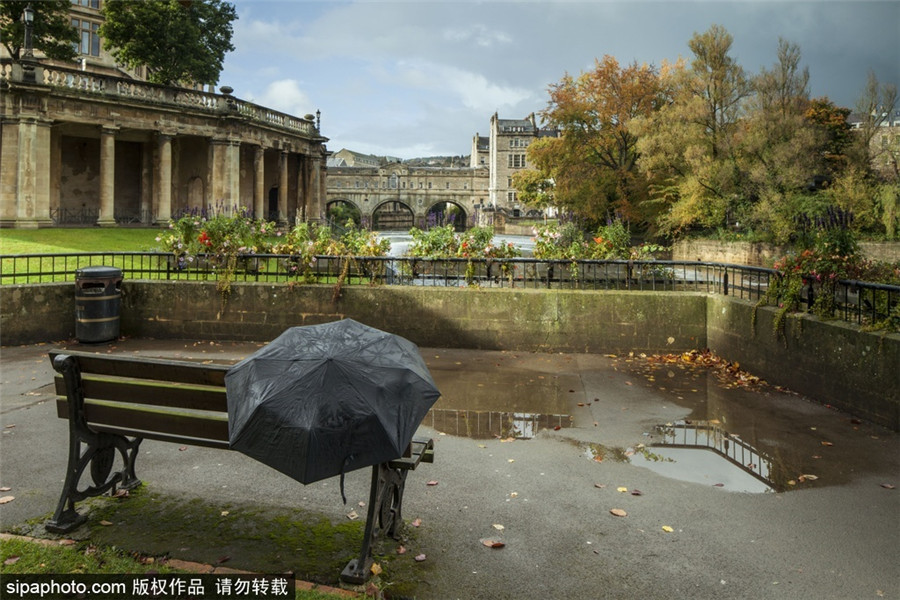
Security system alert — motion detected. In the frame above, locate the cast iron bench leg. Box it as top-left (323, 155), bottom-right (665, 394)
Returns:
top-left (45, 355), bottom-right (143, 534)
top-left (341, 462), bottom-right (408, 584)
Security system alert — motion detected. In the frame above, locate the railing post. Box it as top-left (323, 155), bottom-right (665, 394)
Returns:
top-left (722, 269), bottom-right (729, 296)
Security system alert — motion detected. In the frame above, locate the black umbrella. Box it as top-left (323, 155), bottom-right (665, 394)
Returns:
top-left (224, 320), bottom-right (440, 496)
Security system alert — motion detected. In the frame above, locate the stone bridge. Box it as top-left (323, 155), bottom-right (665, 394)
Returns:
top-left (1, 59), bottom-right (329, 228)
top-left (326, 165), bottom-right (502, 230)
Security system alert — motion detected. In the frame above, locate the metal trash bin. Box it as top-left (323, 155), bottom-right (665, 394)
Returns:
top-left (75, 266), bottom-right (122, 343)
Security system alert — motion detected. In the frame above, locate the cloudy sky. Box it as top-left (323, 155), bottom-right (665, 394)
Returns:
top-left (218, 0), bottom-right (899, 160)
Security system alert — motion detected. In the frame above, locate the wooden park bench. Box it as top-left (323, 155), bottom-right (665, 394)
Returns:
top-left (46, 349), bottom-right (435, 584)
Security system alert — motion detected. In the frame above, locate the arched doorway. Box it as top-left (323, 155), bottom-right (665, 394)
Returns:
top-left (373, 201), bottom-right (414, 231)
top-left (426, 201), bottom-right (467, 231)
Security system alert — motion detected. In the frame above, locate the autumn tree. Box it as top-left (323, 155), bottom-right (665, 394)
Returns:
top-left (804, 97), bottom-right (852, 175)
top-left (517, 55), bottom-right (667, 227)
top-left (100, 0), bottom-right (237, 86)
top-left (633, 25), bottom-right (750, 235)
top-left (0, 0), bottom-right (78, 62)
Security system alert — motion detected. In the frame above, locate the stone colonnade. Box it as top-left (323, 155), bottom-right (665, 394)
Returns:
top-left (0, 63), bottom-right (329, 228)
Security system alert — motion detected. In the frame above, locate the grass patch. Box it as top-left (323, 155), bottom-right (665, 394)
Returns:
top-left (0, 228), bottom-right (165, 254)
top-left (0, 538), bottom-right (353, 600)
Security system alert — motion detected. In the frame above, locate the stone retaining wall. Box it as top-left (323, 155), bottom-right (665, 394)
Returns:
top-left (672, 239), bottom-right (900, 266)
top-left (2, 282), bottom-right (896, 429)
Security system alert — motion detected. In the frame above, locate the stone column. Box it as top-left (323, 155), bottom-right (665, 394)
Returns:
top-left (210, 138), bottom-right (240, 212)
top-left (253, 146), bottom-right (265, 220)
top-left (97, 126), bottom-right (118, 227)
top-left (279, 151), bottom-right (289, 224)
top-left (156, 134), bottom-right (173, 223)
top-left (12, 117), bottom-right (53, 228)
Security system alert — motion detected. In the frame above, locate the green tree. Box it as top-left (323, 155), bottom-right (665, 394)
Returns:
top-left (523, 55), bottom-right (666, 226)
top-left (0, 0), bottom-right (78, 62)
top-left (849, 71), bottom-right (898, 177)
top-left (738, 38), bottom-right (827, 240)
top-left (100, 0), bottom-right (237, 86)
top-left (633, 25), bottom-right (750, 235)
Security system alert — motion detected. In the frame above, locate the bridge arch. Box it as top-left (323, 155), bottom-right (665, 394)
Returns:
top-left (426, 201), bottom-right (468, 231)
top-left (326, 199), bottom-right (362, 227)
top-left (372, 200), bottom-right (415, 231)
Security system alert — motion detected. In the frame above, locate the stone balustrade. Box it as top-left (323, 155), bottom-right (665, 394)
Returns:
top-left (2, 58), bottom-right (317, 138)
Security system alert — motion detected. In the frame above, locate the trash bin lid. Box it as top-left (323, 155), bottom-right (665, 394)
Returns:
top-left (75, 265), bottom-right (122, 279)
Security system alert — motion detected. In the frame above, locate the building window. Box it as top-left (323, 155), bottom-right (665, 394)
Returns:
top-left (72, 18), bottom-right (101, 56)
top-left (507, 154), bottom-right (526, 169)
top-left (446, 182), bottom-right (451, 189)
top-left (389, 174), bottom-right (398, 189)
top-left (72, 0), bottom-right (101, 8)
top-left (428, 182), bottom-right (432, 189)
top-left (507, 191), bottom-right (517, 203)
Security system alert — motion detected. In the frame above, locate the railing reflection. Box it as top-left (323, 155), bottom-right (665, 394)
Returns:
top-left (423, 408), bottom-right (572, 439)
top-left (652, 420), bottom-right (789, 491)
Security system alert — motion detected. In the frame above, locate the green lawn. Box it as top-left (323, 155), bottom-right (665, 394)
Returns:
top-left (0, 228), bottom-right (165, 254)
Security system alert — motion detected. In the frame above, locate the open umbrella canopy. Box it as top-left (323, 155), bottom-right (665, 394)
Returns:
top-left (225, 320), bottom-right (441, 486)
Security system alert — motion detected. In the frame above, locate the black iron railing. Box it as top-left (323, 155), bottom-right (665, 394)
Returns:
top-left (1, 252), bottom-right (896, 328)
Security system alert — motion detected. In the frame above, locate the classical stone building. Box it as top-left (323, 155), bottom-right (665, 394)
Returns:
top-left (326, 112), bottom-right (557, 229)
top-left (0, 2), bottom-right (328, 228)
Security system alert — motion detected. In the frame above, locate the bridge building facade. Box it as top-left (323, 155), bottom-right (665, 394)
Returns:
top-left (326, 112), bottom-right (557, 229)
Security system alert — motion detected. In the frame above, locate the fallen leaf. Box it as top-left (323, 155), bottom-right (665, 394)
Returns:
top-left (414, 554), bottom-right (427, 562)
top-left (594, 483), bottom-right (606, 489)
top-left (4, 556), bottom-right (20, 566)
top-left (426, 480), bottom-right (439, 486)
top-left (216, 556), bottom-right (230, 564)
top-left (481, 539), bottom-right (506, 548)
top-left (99, 520), bottom-right (113, 526)
top-left (821, 441), bottom-right (834, 447)
top-left (662, 526), bottom-right (674, 533)
top-left (370, 562), bottom-right (382, 576)
top-left (713, 483), bottom-right (725, 487)
top-left (609, 508), bottom-right (627, 517)
top-left (881, 483), bottom-right (896, 490)
top-left (112, 489), bottom-right (129, 498)
top-left (492, 524), bottom-right (505, 531)
top-left (630, 489), bottom-right (643, 496)
top-left (397, 546), bottom-right (407, 555)
top-left (0, 487), bottom-right (10, 492)
top-left (509, 492), bottom-right (518, 498)
top-left (220, 511), bottom-right (229, 517)
top-left (507, 459), bottom-right (515, 463)
top-left (0, 496), bottom-right (14, 504)
top-left (59, 539), bottom-right (76, 546)
top-left (346, 510), bottom-right (359, 520)
top-left (616, 487), bottom-right (628, 493)
top-left (178, 446), bottom-right (188, 452)
top-left (625, 381), bottom-right (633, 386)
top-left (799, 474), bottom-right (818, 481)
top-left (411, 518), bottom-right (422, 527)
top-left (554, 425), bottom-right (561, 430)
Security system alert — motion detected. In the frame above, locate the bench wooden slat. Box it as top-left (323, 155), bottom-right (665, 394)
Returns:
top-left (56, 398), bottom-right (229, 442)
top-left (55, 375), bottom-right (228, 412)
top-left (86, 423), bottom-right (231, 450)
top-left (49, 350), bottom-right (230, 386)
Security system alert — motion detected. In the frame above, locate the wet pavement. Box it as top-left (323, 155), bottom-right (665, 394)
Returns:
top-left (1, 337), bottom-right (898, 599)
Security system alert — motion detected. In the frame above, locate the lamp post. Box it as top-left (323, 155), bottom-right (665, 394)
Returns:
top-left (22, 3), bottom-right (34, 59)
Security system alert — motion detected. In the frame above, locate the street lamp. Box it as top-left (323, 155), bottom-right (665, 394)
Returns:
top-left (22, 3), bottom-right (35, 59)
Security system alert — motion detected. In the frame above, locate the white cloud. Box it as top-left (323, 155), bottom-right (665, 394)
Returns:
top-left (392, 60), bottom-right (533, 112)
top-left (256, 80), bottom-right (314, 117)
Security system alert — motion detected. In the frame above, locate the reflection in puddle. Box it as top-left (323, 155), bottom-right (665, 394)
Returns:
top-left (423, 409), bottom-right (572, 439)
top-left (635, 420), bottom-right (783, 493)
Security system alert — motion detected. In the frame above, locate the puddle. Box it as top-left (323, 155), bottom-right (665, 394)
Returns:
top-left (422, 348), bottom-right (886, 493)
